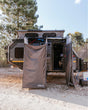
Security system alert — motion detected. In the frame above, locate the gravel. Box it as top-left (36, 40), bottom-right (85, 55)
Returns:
top-left (0, 67), bottom-right (88, 110)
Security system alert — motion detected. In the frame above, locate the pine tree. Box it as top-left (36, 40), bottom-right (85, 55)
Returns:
top-left (0, 0), bottom-right (40, 66)
top-left (0, 0), bottom-right (39, 40)
top-left (68, 32), bottom-right (84, 56)
top-left (68, 32), bottom-right (84, 47)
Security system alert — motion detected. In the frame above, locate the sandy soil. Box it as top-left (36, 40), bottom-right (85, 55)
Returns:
top-left (0, 67), bottom-right (88, 110)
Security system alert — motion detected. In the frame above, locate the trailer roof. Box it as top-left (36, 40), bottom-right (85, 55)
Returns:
top-left (17, 29), bottom-right (65, 32)
top-left (46, 37), bottom-right (66, 39)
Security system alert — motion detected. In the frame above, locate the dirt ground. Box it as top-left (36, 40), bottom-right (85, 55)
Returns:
top-left (0, 67), bottom-right (88, 110)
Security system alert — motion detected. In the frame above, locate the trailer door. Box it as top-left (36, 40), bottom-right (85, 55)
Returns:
top-left (66, 36), bottom-right (74, 86)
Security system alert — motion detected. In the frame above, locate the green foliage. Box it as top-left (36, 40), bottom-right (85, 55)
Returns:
top-left (0, 0), bottom-right (39, 39)
top-left (67, 32), bottom-right (84, 56)
top-left (0, 0), bottom-right (40, 46)
top-left (0, 47), bottom-right (8, 67)
top-left (68, 32), bottom-right (84, 47)
top-left (0, 0), bottom-right (40, 66)
top-left (86, 38), bottom-right (88, 43)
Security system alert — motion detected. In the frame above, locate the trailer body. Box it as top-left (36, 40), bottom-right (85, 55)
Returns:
top-left (8, 30), bottom-right (75, 86)
top-left (8, 30), bottom-right (66, 71)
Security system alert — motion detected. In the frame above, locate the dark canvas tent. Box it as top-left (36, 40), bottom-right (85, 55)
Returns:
top-left (22, 36), bottom-right (74, 88)
top-left (23, 44), bottom-right (47, 88)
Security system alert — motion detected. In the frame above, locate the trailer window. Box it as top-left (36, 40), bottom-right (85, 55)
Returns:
top-left (28, 38), bottom-right (45, 46)
top-left (15, 48), bottom-right (24, 58)
top-left (43, 33), bottom-right (56, 39)
top-left (25, 33), bottom-right (38, 38)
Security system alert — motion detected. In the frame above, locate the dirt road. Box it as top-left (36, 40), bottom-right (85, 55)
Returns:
top-left (0, 68), bottom-right (88, 110)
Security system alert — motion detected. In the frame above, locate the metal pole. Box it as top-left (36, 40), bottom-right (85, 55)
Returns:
top-left (86, 41), bottom-right (88, 71)
top-left (86, 42), bottom-right (87, 62)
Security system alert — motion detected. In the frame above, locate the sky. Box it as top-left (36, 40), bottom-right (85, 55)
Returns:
top-left (36, 0), bottom-right (88, 39)
top-left (0, 0), bottom-right (87, 39)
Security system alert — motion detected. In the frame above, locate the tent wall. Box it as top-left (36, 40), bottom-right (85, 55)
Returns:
top-left (23, 44), bottom-right (46, 88)
top-left (66, 37), bottom-right (74, 86)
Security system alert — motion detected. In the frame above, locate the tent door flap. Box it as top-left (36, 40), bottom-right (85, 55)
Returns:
top-left (66, 37), bottom-right (74, 86)
top-left (22, 44), bottom-right (46, 88)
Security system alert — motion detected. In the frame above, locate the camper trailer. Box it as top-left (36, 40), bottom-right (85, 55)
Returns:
top-left (8, 30), bottom-right (66, 71)
top-left (8, 30), bottom-right (74, 87)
